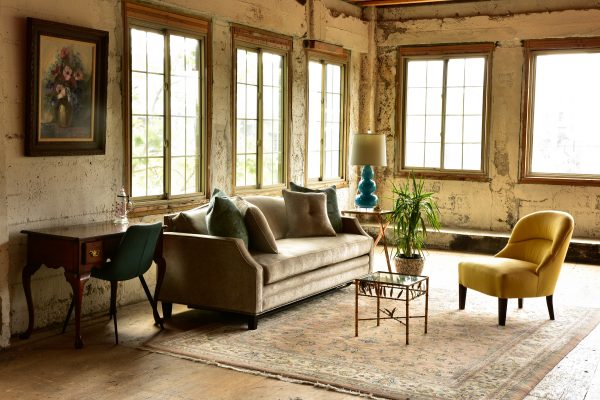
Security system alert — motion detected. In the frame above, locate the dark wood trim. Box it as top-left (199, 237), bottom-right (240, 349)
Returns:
top-left (304, 39), bottom-right (349, 62)
top-left (232, 24), bottom-right (292, 51)
top-left (524, 37), bottom-right (600, 50)
top-left (394, 169), bottom-right (490, 182)
top-left (519, 37), bottom-right (600, 186)
top-left (398, 42), bottom-right (495, 57)
top-left (124, 1), bottom-right (209, 34)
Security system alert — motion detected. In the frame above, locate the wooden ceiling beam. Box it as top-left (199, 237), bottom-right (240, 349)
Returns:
top-left (348, 0), bottom-right (459, 6)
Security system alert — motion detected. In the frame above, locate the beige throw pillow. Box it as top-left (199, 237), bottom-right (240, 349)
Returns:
top-left (232, 196), bottom-right (279, 254)
top-left (282, 189), bottom-right (336, 238)
top-left (173, 204), bottom-right (209, 234)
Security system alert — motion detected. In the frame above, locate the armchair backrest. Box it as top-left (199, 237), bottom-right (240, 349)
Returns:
top-left (109, 222), bottom-right (163, 281)
top-left (496, 210), bottom-right (574, 295)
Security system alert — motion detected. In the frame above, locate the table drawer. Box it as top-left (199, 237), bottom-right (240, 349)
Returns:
top-left (83, 241), bottom-right (104, 265)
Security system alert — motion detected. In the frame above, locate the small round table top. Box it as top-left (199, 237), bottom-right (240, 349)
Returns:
top-left (342, 208), bottom-right (392, 216)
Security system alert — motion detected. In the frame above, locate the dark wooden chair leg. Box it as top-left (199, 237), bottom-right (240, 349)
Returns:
top-left (459, 284), bottom-right (467, 310)
top-left (139, 276), bottom-right (164, 329)
top-left (248, 316), bottom-right (258, 330)
top-left (162, 302), bottom-right (173, 319)
top-left (518, 298), bottom-right (523, 309)
top-left (546, 295), bottom-right (555, 320)
top-left (498, 298), bottom-right (508, 326)
top-left (110, 281), bottom-right (118, 344)
top-left (62, 296), bottom-right (75, 333)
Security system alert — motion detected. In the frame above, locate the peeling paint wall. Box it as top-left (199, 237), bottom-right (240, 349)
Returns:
top-left (375, 3), bottom-right (600, 237)
top-left (0, 0), bottom-right (367, 345)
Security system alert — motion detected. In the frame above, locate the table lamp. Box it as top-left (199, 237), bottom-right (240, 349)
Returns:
top-left (350, 131), bottom-right (387, 209)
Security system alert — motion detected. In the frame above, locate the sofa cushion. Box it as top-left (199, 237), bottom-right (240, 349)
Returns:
top-left (290, 182), bottom-right (343, 233)
top-left (252, 233), bottom-right (373, 284)
top-left (206, 190), bottom-right (249, 248)
top-left (173, 204), bottom-right (209, 234)
top-left (282, 189), bottom-right (336, 238)
top-left (233, 197), bottom-right (278, 254)
top-left (245, 196), bottom-right (288, 240)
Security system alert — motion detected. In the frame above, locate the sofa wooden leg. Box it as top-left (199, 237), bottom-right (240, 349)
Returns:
top-left (498, 298), bottom-right (508, 326)
top-left (248, 316), bottom-right (258, 330)
top-left (546, 295), bottom-right (555, 320)
top-left (162, 302), bottom-right (173, 319)
top-left (518, 298), bottom-right (523, 309)
top-left (459, 284), bottom-right (466, 310)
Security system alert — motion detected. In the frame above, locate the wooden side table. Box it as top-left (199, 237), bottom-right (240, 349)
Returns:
top-left (342, 209), bottom-right (393, 273)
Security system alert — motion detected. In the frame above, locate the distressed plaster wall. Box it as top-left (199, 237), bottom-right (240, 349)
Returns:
top-left (0, 0), bottom-right (367, 345)
top-left (375, 3), bottom-right (600, 237)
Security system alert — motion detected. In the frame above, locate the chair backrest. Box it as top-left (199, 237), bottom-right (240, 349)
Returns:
top-left (109, 222), bottom-right (163, 281)
top-left (496, 210), bottom-right (574, 294)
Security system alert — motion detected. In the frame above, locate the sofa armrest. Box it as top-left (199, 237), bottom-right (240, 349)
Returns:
top-left (341, 216), bottom-right (370, 237)
top-left (159, 232), bottom-right (264, 314)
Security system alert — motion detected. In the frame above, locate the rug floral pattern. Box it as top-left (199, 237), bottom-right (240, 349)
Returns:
top-left (144, 287), bottom-right (600, 400)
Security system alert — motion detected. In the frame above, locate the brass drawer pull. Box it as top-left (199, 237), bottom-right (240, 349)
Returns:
top-left (89, 250), bottom-right (100, 257)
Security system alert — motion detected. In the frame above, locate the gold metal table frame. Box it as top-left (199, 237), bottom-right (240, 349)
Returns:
top-left (342, 209), bottom-right (393, 273)
top-left (354, 272), bottom-right (429, 345)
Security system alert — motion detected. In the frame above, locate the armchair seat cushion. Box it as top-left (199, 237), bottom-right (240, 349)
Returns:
top-left (253, 233), bottom-right (373, 284)
top-left (459, 257), bottom-right (539, 299)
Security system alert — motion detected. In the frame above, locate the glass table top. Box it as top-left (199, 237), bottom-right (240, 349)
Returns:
top-left (357, 271), bottom-right (427, 286)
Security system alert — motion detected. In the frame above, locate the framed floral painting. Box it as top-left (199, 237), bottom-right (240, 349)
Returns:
top-left (26, 18), bottom-right (108, 156)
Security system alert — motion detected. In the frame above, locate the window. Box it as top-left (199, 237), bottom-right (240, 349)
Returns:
top-left (233, 27), bottom-right (291, 191)
top-left (125, 3), bottom-right (208, 202)
top-left (307, 59), bottom-right (347, 182)
top-left (398, 44), bottom-right (493, 177)
top-left (521, 37), bottom-right (600, 184)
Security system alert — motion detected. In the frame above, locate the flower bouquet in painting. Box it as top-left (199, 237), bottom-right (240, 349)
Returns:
top-left (40, 41), bottom-right (94, 139)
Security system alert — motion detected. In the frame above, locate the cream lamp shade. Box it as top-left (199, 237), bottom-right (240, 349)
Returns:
top-left (350, 133), bottom-right (387, 166)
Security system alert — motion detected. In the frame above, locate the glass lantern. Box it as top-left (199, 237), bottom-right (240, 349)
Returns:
top-left (113, 186), bottom-right (133, 225)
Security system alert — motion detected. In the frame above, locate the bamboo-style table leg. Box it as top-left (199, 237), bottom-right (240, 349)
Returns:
top-left (375, 214), bottom-right (392, 273)
top-left (376, 283), bottom-right (380, 326)
top-left (355, 280), bottom-right (359, 337)
top-left (406, 285), bottom-right (410, 345)
top-left (425, 277), bottom-right (429, 334)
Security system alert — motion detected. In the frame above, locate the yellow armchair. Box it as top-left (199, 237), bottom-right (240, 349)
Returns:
top-left (458, 210), bottom-right (574, 325)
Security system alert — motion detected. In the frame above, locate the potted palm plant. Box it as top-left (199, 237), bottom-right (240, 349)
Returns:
top-left (389, 174), bottom-right (441, 276)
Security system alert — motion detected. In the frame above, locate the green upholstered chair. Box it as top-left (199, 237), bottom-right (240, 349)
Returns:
top-left (63, 222), bottom-right (164, 343)
top-left (458, 210), bottom-right (574, 326)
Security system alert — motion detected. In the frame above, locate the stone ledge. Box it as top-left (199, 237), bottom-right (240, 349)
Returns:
top-left (362, 224), bottom-right (600, 265)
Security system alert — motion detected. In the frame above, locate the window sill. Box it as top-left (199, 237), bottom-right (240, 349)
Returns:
top-left (395, 170), bottom-right (490, 182)
top-left (519, 175), bottom-right (600, 186)
top-left (305, 179), bottom-right (349, 190)
top-left (129, 196), bottom-right (209, 218)
top-left (233, 185), bottom-right (287, 197)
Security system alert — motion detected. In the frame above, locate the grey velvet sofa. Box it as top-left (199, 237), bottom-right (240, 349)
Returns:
top-left (159, 195), bottom-right (374, 329)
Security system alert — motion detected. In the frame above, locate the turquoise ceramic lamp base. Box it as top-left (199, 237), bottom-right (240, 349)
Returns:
top-left (355, 164), bottom-right (378, 209)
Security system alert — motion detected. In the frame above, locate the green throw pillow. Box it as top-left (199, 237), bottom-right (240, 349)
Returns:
top-left (206, 189), bottom-right (249, 248)
top-left (289, 182), bottom-right (343, 233)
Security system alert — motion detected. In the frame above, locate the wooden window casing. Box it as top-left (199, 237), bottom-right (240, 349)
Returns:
top-left (305, 43), bottom-right (350, 188)
top-left (396, 43), bottom-right (494, 181)
top-left (123, 1), bottom-right (211, 215)
top-left (520, 37), bottom-right (600, 186)
top-left (232, 25), bottom-right (292, 194)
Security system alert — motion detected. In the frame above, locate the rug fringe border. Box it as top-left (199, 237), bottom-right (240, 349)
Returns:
top-left (140, 345), bottom-right (395, 400)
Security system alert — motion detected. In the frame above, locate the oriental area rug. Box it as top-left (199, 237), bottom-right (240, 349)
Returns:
top-left (142, 287), bottom-right (600, 400)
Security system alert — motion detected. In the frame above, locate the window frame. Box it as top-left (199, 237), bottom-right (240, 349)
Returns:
top-left (396, 43), bottom-right (494, 181)
top-left (123, 1), bottom-right (211, 215)
top-left (520, 37), bottom-right (600, 186)
top-left (305, 46), bottom-right (350, 188)
top-left (231, 25), bottom-right (292, 195)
